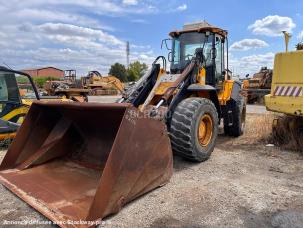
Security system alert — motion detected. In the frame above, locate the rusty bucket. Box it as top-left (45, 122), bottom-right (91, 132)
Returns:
top-left (0, 101), bottom-right (173, 226)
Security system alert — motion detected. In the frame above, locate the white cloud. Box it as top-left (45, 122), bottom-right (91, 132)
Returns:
top-left (38, 23), bottom-right (124, 46)
top-left (0, 21), bottom-right (156, 74)
top-left (229, 52), bottom-right (275, 76)
top-left (123, 0), bottom-right (138, 5)
top-left (176, 4), bottom-right (187, 11)
top-left (248, 15), bottom-right (296, 37)
top-left (0, 0), bottom-right (158, 17)
top-left (131, 19), bottom-right (149, 24)
top-left (230, 39), bottom-right (268, 51)
top-left (0, 0), bottom-right (186, 74)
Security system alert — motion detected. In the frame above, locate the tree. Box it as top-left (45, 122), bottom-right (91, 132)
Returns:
top-left (127, 61), bottom-right (148, 82)
top-left (34, 77), bottom-right (58, 88)
top-left (108, 63), bottom-right (128, 82)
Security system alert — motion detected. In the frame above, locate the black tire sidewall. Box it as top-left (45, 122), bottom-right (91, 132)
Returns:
top-left (224, 96), bottom-right (246, 137)
top-left (191, 100), bottom-right (219, 161)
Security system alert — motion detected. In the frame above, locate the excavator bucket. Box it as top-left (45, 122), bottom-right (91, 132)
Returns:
top-left (0, 101), bottom-right (173, 225)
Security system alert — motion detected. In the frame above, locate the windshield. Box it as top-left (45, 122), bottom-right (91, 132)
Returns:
top-left (171, 32), bottom-right (213, 71)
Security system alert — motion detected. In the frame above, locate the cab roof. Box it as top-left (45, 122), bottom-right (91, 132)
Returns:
top-left (169, 21), bottom-right (228, 38)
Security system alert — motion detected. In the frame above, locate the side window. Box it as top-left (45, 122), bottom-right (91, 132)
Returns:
top-left (173, 40), bottom-right (180, 64)
top-left (0, 75), bottom-right (8, 101)
top-left (0, 73), bottom-right (20, 118)
top-left (215, 36), bottom-right (223, 81)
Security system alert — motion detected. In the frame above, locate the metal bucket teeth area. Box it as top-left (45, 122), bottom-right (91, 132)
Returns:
top-left (0, 101), bottom-right (173, 226)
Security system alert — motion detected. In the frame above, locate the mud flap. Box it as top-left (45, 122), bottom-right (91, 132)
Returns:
top-left (0, 101), bottom-right (173, 225)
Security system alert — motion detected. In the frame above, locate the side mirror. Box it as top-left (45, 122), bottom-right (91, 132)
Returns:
top-left (161, 39), bottom-right (172, 50)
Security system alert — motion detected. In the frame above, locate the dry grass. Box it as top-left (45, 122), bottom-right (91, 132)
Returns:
top-left (241, 113), bottom-right (303, 152)
top-left (243, 113), bottom-right (275, 144)
top-left (272, 115), bottom-right (303, 151)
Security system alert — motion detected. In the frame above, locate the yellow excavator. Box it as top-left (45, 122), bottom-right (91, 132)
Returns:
top-left (0, 22), bottom-right (246, 224)
top-left (0, 66), bottom-right (70, 141)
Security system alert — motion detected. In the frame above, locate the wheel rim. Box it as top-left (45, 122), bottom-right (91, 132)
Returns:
top-left (198, 114), bottom-right (213, 146)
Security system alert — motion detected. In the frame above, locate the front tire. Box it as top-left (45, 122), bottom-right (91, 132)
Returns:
top-left (169, 98), bottom-right (219, 162)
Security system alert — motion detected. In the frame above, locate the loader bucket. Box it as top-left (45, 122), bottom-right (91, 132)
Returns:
top-left (0, 101), bottom-right (173, 226)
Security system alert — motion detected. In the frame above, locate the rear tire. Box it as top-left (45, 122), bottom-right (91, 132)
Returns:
top-left (223, 96), bottom-right (246, 137)
top-left (169, 98), bottom-right (219, 162)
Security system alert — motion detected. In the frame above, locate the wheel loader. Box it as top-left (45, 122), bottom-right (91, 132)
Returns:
top-left (0, 21), bottom-right (246, 225)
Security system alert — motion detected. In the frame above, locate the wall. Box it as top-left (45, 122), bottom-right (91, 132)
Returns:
top-left (38, 68), bottom-right (64, 78)
top-left (23, 67), bottom-right (64, 78)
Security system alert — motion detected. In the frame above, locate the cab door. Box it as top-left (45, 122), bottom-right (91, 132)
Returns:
top-left (0, 71), bottom-right (22, 121)
top-left (214, 35), bottom-right (225, 84)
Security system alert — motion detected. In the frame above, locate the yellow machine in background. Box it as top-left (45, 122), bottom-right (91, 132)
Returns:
top-left (44, 70), bottom-right (89, 102)
top-left (265, 32), bottom-right (303, 115)
top-left (82, 71), bottom-right (125, 95)
top-left (265, 32), bottom-right (303, 148)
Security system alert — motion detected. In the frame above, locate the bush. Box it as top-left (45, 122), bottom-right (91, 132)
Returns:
top-left (16, 76), bottom-right (29, 84)
top-left (34, 77), bottom-right (58, 88)
top-left (17, 76), bottom-right (58, 88)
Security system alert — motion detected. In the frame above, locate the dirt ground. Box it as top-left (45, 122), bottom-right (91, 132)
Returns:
top-left (0, 113), bottom-right (303, 228)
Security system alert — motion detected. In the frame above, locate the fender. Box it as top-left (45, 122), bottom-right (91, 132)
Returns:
top-left (229, 81), bottom-right (245, 112)
top-left (230, 81), bottom-right (242, 102)
top-left (187, 84), bottom-right (217, 92)
top-left (187, 84), bottom-right (221, 119)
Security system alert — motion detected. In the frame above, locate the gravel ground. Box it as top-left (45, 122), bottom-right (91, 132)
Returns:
top-left (0, 113), bottom-right (303, 228)
top-left (246, 104), bottom-right (268, 114)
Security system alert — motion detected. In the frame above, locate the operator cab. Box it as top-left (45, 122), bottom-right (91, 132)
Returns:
top-left (0, 67), bottom-right (39, 123)
top-left (169, 21), bottom-right (228, 86)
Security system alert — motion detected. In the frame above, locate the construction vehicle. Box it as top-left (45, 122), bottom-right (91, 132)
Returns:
top-left (0, 21), bottom-right (246, 225)
top-left (0, 66), bottom-right (39, 140)
top-left (244, 67), bottom-right (272, 104)
top-left (265, 32), bottom-right (303, 148)
top-left (82, 71), bottom-right (125, 95)
top-left (44, 69), bottom-right (89, 102)
top-left (0, 67), bottom-right (70, 141)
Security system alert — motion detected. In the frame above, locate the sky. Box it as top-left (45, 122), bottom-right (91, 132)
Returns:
top-left (0, 0), bottom-right (303, 76)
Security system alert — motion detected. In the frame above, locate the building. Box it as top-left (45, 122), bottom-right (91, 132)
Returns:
top-left (22, 67), bottom-right (64, 78)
